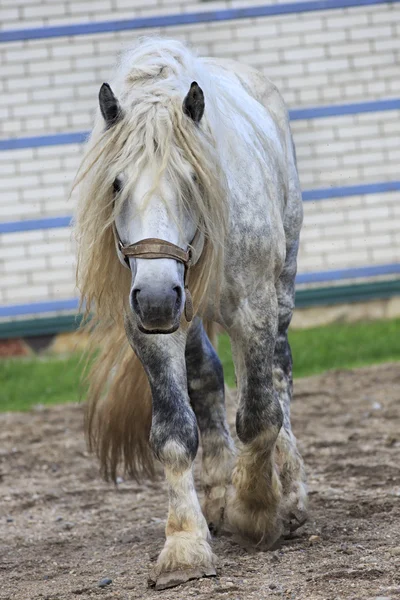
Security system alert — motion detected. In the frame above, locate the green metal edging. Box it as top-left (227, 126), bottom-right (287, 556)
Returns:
top-left (295, 279), bottom-right (400, 308)
top-left (0, 280), bottom-right (399, 340)
top-left (0, 314), bottom-right (83, 340)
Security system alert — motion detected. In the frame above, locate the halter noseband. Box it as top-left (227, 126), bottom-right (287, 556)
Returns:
top-left (113, 223), bottom-right (201, 322)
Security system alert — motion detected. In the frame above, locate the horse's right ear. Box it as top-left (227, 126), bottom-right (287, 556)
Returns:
top-left (99, 83), bottom-right (122, 127)
top-left (183, 82), bottom-right (205, 123)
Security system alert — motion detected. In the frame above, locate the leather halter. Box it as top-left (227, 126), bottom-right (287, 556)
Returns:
top-left (113, 223), bottom-right (201, 322)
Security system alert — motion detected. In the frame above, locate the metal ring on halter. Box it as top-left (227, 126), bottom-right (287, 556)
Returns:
top-left (113, 223), bottom-right (201, 322)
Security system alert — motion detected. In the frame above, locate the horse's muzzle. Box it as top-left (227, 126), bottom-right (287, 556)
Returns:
top-left (131, 285), bottom-right (183, 334)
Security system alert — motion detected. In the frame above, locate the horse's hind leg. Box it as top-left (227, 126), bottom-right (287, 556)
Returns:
top-left (273, 241), bottom-right (307, 533)
top-left (185, 317), bottom-right (235, 533)
top-left (225, 283), bottom-right (285, 545)
top-left (224, 247), bottom-right (307, 545)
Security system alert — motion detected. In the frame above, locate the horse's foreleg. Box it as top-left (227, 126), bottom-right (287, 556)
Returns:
top-left (225, 285), bottom-right (285, 546)
top-left (186, 318), bottom-right (235, 533)
top-left (126, 326), bottom-right (216, 590)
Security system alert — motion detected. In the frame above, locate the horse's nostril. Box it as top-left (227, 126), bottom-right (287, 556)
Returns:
top-left (173, 286), bottom-right (182, 309)
top-left (131, 288), bottom-right (141, 313)
top-left (131, 284), bottom-right (183, 330)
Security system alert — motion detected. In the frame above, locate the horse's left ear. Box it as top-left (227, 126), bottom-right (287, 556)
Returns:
top-left (183, 82), bottom-right (205, 123)
top-left (99, 83), bottom-right (122, 127)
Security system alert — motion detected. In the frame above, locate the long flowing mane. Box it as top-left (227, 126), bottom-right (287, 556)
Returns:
top-left (75, 38), bottom-right (231, 325)
top-left (74, 39), bottom-right (231, 479)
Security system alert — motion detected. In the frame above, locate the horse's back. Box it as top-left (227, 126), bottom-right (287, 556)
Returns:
top-left (204, 56), bottom-right (302, 245)
top-left (203, 57), bottom-right (291, 136)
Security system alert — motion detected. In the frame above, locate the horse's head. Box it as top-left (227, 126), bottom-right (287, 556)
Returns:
top-left (99, 81), bottom-right (205, 334)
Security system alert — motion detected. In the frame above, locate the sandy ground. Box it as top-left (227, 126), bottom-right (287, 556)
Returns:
top-left (1, 363), bottom-right (400, 600)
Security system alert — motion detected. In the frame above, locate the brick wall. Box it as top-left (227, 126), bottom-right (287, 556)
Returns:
top-left (1, 0), bottom-right (399, 312)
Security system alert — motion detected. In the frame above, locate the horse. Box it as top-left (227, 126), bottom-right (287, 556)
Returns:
top-left (74, 38), bottom-right (307, 590)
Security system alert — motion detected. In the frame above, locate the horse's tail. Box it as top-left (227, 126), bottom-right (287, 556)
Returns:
top-left (84, 324), bottom-right (154, 482)
top-left (204, 318), bottom-right (219, 349)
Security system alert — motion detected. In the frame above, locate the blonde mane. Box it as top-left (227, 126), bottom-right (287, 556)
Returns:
top-left (75, 39), bottom-right (229, 326)
top-left (74, 39), bottom-right (229, 479)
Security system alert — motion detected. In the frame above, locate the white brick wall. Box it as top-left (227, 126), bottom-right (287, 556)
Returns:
top-left (299, 191), bottom-right (400, 273)
top-left (1, 0), bottom-right (399, 315)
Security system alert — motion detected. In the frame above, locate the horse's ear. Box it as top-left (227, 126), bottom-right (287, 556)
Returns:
top-left (183, 81), bottom-right (204, 123)
top-left (99, 83), bottom-right (122, 127)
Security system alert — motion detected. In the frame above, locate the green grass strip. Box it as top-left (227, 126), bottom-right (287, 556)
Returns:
top-left (1, 318), bottom-right (399, 412)
top-left (0, 354), bottom-right (85, 412)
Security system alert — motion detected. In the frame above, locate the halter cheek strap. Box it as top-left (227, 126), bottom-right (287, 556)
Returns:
top-left (113, 223), bottom-right (201, 322)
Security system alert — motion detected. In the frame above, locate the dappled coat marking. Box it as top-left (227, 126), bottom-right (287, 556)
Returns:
top-left (75, 38), bottom-right (307, 590)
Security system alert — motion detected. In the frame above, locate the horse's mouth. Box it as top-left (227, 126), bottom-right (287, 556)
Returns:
top-left (137, 322), bottom-right (180, 335)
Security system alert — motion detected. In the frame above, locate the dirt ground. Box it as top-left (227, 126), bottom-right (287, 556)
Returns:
top-left (1, 363), bottom-right (400, 600)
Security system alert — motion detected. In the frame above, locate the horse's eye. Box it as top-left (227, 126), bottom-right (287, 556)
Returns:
top-left (192, 173), bottom-right (198, 183)
top-left (113, 178), bottom-right (122, 194)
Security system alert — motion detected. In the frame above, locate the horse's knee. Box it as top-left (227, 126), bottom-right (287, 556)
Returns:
top-left (236, 389), bottom-right (283, 445)
top-left (150, 406), bottom-right (199, 471)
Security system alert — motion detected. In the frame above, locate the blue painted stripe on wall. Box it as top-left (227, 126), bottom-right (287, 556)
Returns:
top-left (1, 263), bottom-right (399, 317)
top-left (0, 132), bottom-right (87, 151)
top-left (302, 180), bottom-right (400, 201)
top-left (1, 180), bottom-right (399, 235)
top-left (1, 98), bottom-right (399, 151)
top-left (297, 263), bottom-right (400, 284)
top-left (1, 0), bottom-right (398, 43)
top-left (0, 299), bottom-right (79, 317)
top-left (0, 217), bottom-right (72, 234)
top-left (290, 98), bottom-right (400, 120)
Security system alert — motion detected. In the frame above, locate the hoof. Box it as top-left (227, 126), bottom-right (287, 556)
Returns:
top-left (225, 483), bottom-right (283, 547)
top-left (281, 482), bottom-right (308, 537)
top-left (149, 532), bottom-right (217, 590)
top-left (151, 566), bottom-right (216, 590)
top-left (203, 485), bottom-right (228, 535)
top-left (283, 508), bottom-right (308, 537)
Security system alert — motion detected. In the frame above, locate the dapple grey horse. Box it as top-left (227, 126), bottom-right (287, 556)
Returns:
top-left (75, 38), bottom-right (307, 590)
